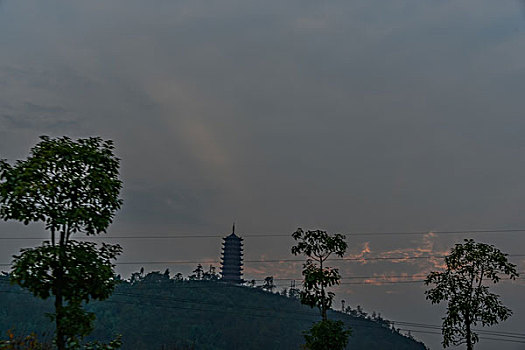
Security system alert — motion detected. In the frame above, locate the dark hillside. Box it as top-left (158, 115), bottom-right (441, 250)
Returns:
top-left (0, 275), bottom-right (426, 349)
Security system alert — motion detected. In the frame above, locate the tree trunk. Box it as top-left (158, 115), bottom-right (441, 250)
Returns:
top-left (320, 258), bottom-right (327, 321)
top-left (55, 266), bottom-right (65, 350)
top-left (466, 318), bottom-right (473, 350)
top-left (55, 233), bottom-right (66, 350)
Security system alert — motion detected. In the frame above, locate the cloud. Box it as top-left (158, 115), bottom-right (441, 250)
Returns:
top-left (339, 233), bottom-right (449, 286)
top-left (0, 102), bottom-right (76, 130)
top-left (243, 252), bottom-right (303, 282)
top-left (373, 233), bottom-right (447, 271)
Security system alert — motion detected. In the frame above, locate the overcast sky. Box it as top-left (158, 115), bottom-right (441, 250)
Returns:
top-left (1, 1), bottom-right (525, 348)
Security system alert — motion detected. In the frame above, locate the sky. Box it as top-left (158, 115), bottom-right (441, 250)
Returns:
top-left (1, 0), bottom-right (525, 348)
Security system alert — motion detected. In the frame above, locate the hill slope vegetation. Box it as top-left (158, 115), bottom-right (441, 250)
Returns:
top-left (0, 274), bottom-right (426, 349)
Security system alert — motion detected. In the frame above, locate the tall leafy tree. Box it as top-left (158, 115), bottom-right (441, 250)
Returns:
top-left (0, 136), bottom-right (123, 349)
top-left (425, 239), bottom-right (519, 350)
top-left (291, 228), bottom-right (347, 321)
top-left (292, 228), bottom-right (350, 350)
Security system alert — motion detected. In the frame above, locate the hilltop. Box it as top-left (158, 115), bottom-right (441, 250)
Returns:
top-left (0, 274), bottom-right (427, 349)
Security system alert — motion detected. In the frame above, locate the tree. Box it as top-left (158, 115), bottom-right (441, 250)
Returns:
top-left (202, 265), bottom-right (219, 281)
top-left (246, 279), bottom-right (256, 288)
top-left (292, 228), bottom-right (351, 349)
top-left (302, 319), bottom-right (352, 350)
top-left (142, 270), bottom-right (171, 284)
top-left (262, 276), bottom-right (275, 293)
top-left (288, 280), bottom-right (300, 300)
top-left (0, 136), bottom-right (123, 349)
top-left (189, 264), bottom-right (204, 280)
top-left (291, 228), bottom-right (347, 321)
top-left (425, 239), bottom-right (519, 350)
top-left (130, 267), bottom-right (145, 284)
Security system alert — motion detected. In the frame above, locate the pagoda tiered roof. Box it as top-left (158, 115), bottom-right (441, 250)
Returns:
top-left (220, 224), bottom-right (244, 284)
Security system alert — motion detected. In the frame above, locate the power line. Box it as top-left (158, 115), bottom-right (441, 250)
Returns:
top-left (1, 253), bottom-right (525, 267)
top-left (111, 256), bottom-right (443, 265)
top-left (2, 228), bottom-right (525, 240)
top-left (351, 229), bottom-right (525, 236)
top-left (393, 320), bottom-right (525, 339)
top-left (54, 253), bottom-right (525, 265)
top-left (395, 328), bottom-right (525, 344)
top-left (0, 257), bottom-right (434, 267)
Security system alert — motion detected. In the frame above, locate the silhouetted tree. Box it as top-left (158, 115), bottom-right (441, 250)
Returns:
top-left (291, 228), bottom-right (347, 320)
top-left (202, 265), bottom-right (219, 281)
top-left (288, 280), bottom-right (300, 300)
top-left (292, 228), bottom-right (350, 349)
top-left (0, 136), bottom-right (123, 349)
top-left (143, 271), bottom-right (170, 284)
top-left (425, 239), bottom-right (519, 350)
top-left (262, 276), bottom-right (275, 293)
top-left (356, 305), bottom-right (367, 318)
top-left (131, 268), bottom-right (145, 284)
top-left (246, 279), bottom-right (256, 288)
top-left (190, 264), bottom-right (204, 280)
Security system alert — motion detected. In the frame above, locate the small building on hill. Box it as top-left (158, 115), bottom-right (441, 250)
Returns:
top-left (220, 224), bottom-right (244, 283)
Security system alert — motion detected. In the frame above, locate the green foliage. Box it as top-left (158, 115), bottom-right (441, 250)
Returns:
top-left (303, 320), bottom-right (352, 350)
top-left (291, 229), bottom-right (347, 260)
top-left (9, 240), bottom-right (122, 342)
top-left (11, 242), bottom-right (122, 302)
top-left (291, 228), bottom-right (347, 321)
top-left (0, 136), bottom-right (123, 349)
top-left (0, 273), bottom-right (427, 350)
top-left (300, 260), bottom-right (339, 312)
top-left (425, 239), bottom-right (519, 349)
top-left (0, 136), bottom-right (122, 236)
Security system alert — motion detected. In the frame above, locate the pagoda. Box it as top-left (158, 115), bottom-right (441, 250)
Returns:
top-left (220, 223), bottom-right (244, 283)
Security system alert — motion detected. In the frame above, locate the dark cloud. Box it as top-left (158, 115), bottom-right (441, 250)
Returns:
top-left (118, 182), bottom-right (218, 228)
top-left (0, 102), bottom-right (75, 130)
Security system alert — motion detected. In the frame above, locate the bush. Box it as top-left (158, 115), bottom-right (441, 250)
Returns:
top-left (303, 320), bottom-right (351, 350)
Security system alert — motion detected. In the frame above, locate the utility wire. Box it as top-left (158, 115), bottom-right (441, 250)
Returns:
top-left (1, 254), bottom-right (525, 267)
top-left (393, 321), bottom-right (525, 339)
top-left (1, 228), bottom-right (525, 240)
top-left (395, 328), bottom-right (525, 344)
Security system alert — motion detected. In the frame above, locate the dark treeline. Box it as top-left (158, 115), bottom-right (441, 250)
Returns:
top-left (0, 270), bottom-right (426, 349)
